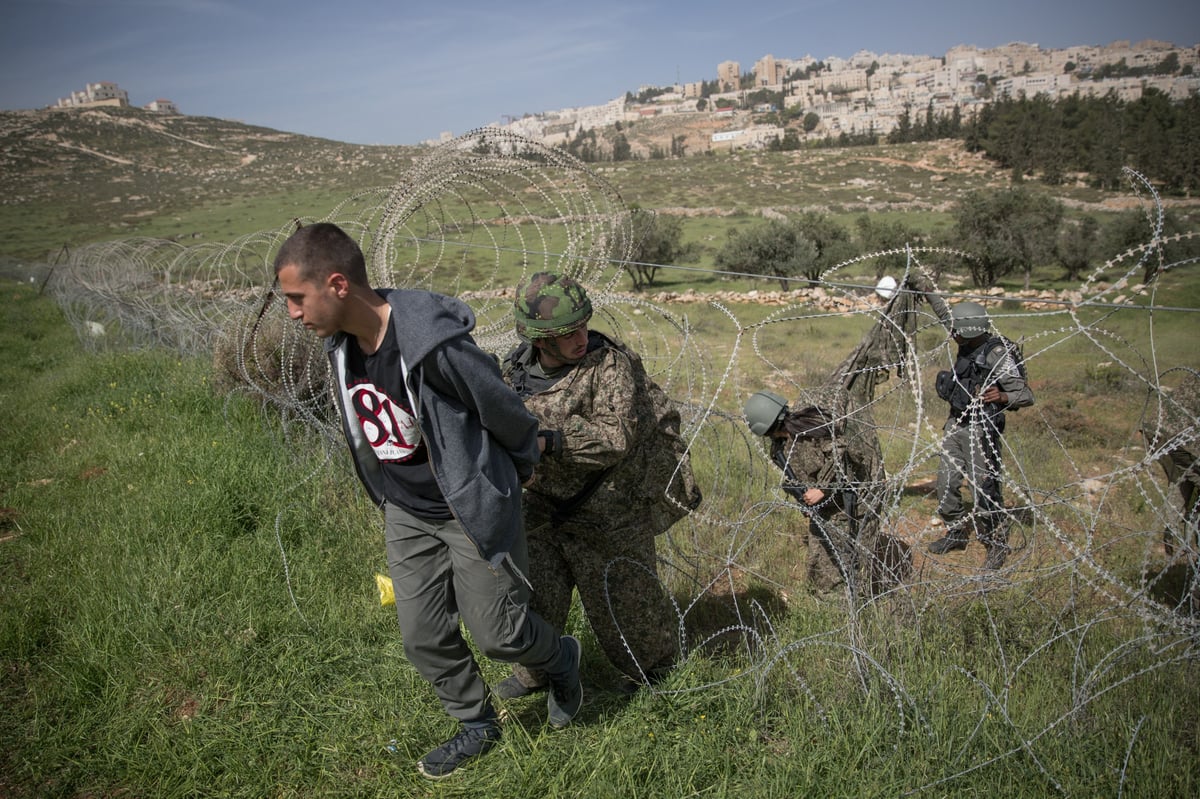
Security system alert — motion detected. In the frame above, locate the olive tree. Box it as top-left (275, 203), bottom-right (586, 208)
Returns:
top-left (621, 208), bottom-right (692, 290)
top-left (715, 218), bottom-right (820, 290)
top-left (952, 187), bottom-right (1063, 288)
top-left (1055, 215), bottom-right (1100, 282)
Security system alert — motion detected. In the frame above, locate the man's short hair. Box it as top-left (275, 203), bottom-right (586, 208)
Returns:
top-left (273, 222), bottom-right (368, 286)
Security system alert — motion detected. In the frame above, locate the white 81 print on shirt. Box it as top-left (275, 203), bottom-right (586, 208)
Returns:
top-left (350, 382), bottom-right (422, 462)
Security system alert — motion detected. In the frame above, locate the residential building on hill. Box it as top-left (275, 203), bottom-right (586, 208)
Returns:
top-left (52, 82), bottom-right (182, 116)
top-left (55, 81), bottom-right (129, 109)
top-left (488, 38), bottom-right (1198, 155)
top-left (717, 60), bottom-right (741, 91)
top-left (754, 54), bottom-right (786, 87)
top-left (144, 99), bottom-right (179, 114)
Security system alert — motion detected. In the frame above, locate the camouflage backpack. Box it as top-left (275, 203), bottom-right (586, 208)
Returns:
top-left (625, 345), bottom-right (703, 535)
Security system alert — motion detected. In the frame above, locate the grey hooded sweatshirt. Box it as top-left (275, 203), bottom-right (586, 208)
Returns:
top-left (325, 289), bottom-right (540, 565)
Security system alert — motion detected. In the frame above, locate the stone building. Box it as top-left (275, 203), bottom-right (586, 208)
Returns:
top-left (55, 81), bottom-right (129, 109)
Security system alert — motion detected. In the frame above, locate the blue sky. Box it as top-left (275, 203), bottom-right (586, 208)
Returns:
top-left (1, 0), bottom-right (1196, 146)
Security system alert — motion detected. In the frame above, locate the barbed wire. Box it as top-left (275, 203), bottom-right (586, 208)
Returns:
top-left (40, 129), bottom-right (1200, 791)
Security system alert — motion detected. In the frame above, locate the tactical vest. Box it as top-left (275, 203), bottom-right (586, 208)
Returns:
top-left (935, 336), bottom-right (1025, 418)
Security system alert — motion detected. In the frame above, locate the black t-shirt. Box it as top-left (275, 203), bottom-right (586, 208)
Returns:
top-left (344, 325), bottom-right (452, 520)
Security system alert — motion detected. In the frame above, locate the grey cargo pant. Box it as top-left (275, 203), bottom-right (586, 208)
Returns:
top-left (384, 503), bottom-right (564, 722)
top-left (936, 416), bottom-right (1006, 541)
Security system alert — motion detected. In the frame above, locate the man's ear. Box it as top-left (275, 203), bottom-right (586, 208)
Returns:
top-left (328, 272), bottom-right (351, 297)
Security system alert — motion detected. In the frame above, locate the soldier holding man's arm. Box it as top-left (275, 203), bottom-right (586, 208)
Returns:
top-left (495, 273), bottom-right (699, 697)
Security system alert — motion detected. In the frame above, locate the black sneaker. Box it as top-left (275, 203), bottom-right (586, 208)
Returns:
top-left (546, 635), bottom-right (583, 729)
top-left (493, 674), bottom-right (546, 700)
top-left (416, 722), bottom-right (501, 779)
top-left (927, 534), bottom-right (968, 554)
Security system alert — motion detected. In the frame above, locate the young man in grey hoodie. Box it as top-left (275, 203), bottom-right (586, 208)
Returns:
top-left (274, 222), bottom-right (582, 779)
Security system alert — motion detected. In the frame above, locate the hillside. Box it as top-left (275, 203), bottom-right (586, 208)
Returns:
top-left (0, 106), bottom-right (422, 201)
top-left (0, 106), bottom-right (422, 259)
top-left (3, 104), bottom-right (1198, 267)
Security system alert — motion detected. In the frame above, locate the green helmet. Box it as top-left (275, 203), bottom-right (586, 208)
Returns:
top-left (745, 390), bottom-right (789, 436)
top-left (514, 272), bottom-right (593, 340)
top-left (951, 301), bottom-right (990, 338)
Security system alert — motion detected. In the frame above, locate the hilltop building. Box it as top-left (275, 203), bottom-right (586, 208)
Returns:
top-left (754, 54), bottom-right (786, 87)
top-left (717, 60), bottom-right (741, 91)
top-left (55, 81), bottom-right (129, 109)
top-left (144, 99), bottom-right (180, 114)
top-left (52, 82), bottom-right (181, 116)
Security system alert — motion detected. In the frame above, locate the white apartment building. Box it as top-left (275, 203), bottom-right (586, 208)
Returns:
top-left (144, 99), bottom-right (179, 114)
top-left (995, 72), bottom-right (1074, 98)
top-left (55, 81), bottom-right (129, 109)
top-left (813, 69), bottom-right (870, 93)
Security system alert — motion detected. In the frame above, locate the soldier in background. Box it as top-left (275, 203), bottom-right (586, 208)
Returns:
top-left (1141, 367), bottom-right (1200, 560)
top-left (743, 271), bottom-right (956, 598)
top-left (745, 390), bottom-right (878, 596)
top-left (495, 272), bottom-right (701, 697)
top-left (927, 302), bottom-right (1034, 569)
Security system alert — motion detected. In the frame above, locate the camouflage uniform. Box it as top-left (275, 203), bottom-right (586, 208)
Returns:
top-left (1142, 369), bottom-right (1200, 556)
top-left (744, 272), bottom-right (957, 594)
top-left (501, 274), bottom-right (695, 691)
top-left (933, 307), bottom-right (1034, 562)
top-left (770, 401), bottom-right (880, 594)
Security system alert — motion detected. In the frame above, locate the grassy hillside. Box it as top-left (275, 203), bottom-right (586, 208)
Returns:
top-left (6, 106), bottom-right (1198, 275)
top-left (0, 107), bottom-right (421, 260)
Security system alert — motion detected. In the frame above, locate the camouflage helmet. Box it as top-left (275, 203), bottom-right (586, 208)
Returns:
top-left (745, 390), bottom-right (789, 436)
top-left (514, 272), bottom-right (593, 339)
top-left (951, 301), bottom-right (991, 338)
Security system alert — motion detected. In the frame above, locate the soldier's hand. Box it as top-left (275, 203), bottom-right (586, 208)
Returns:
top-left (905, 274), bottom-right (933, 293)
top-left (981, 386), bottom-right (1006, 405)
top-left (803, 487), bottom-right (825, 506)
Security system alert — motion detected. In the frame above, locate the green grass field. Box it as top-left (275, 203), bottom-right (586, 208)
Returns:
top-left (3, 268), bottom-right (1198, 796)
top-left (3, 121), bottom-right (1200, 796)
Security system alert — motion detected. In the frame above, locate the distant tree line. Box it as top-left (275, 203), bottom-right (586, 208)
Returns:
top-left (582, 80), bottom-right (1200, 291)
top-left (562, 125), bottom-right (687, 163)
top-left (621, 193), bottom-right (1198, 292)
top-left (883, 89), bottom-right (1200, 195)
